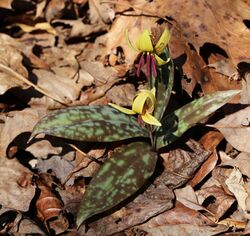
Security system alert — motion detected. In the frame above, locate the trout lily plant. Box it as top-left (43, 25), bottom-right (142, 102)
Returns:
top-left (30, 27), bottom-right (239, 228)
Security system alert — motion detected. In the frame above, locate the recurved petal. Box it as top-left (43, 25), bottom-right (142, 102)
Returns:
top-left (135, 30), bottom-right (154, 52)
top-left (133, 89), bottom-right (156, 114)
top-left (154, 54), bottom-right (170, 66)
top-left (132, 92), bottom-right (148, 114)
top-left (142, 112), bottom-right (162, 126)
top-left (155, 29), bottom-right (170, 55)
top-left (109, 103), bottom-right (136, 115)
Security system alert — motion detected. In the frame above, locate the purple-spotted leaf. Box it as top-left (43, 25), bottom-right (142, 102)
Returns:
top-left (31, 106), bottom-right (148, 142)
top-left (154, 49), bottom-right (174, 122)
top-left (76, 141), bottom-right (158, 227)
top-left (156, 90), bottom-right (240, 150)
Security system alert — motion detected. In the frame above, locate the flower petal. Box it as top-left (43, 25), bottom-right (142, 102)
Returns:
top-left (155, 29), bottom-right (170, 55)
top-left (132, 89), bottom-right (156, 114)
top-left (154, 54), bottom-right (170, 66)
top-left (125, 29), bottom-right (139, 52)
top-left (109, 103), bottom-right (136, 115)
top-left (132, 92), bottom-right (148, 114)
top-left (135, 30), bottom-right (154, 52)
top-left (141, 112), bottom-right (162, 126)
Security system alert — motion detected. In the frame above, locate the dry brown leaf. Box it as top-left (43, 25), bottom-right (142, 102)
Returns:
top-left (196, 186), bottom-right (235, 219)
top-left (89, 0), bottom-right (115, 24)
top-left (189, 131), bottom-right (223, 187)
top-left (106, 83), bottom-right (136, 106)
top-left (152, 0), bottom-right (250, 65)
top-left (213, 106), bottom-right (250, 153)
top-left (212, 167), bottom-right (234, 194)
top-left (44, 0), bottom-right (66, 21)
top-left (243, 220), bottom-right (250, 235)
top-left (208, 59), bottom-right (236, 77)
top-left (57, 185), bottom-right (83, 215)
top-left (26, 140), bottom-right (62, 159)
top-left (16, 22), bottom-right (57, 35)
top-left (159, 139), bottom-right (211, 189)
top-left (241, 73), bottom-right (250, 104)
top-left (140, 201), bottom-right (215, 227)
top-left (37, 153), bottom-right (75, 185)
top-left (199, 54), bottom-right (242, 95)
top-left (190, 152), bottom-right (218, 188)
top-left (244, 182), bottom-right (250, 214)
top-left (225, 168), bottom-right (248, 212)
top-left (10, 218), bottom-right (45, 234)
top-left (221, 152), bottom-right (250, 178)
top-left (170, 30), bottom-right (205, 96)
top-left (0, 44), bottom-right (29, 94)
top-left (33, 69), bottom-right (82, 104)
top-left (36, 181), bottom-right (64, 222)
top-left (0, 157), bottom-right (35, 211)
top-left (0, 107), bottom-right (47, 157)
top-left (35, 0), bottom-right (46, 19)
top-left (0, 0), bottom-right (13, 9)
top-left (175, 186), bottom-right (210, 213)
top-left (138, 223), bottom-right (228, 236)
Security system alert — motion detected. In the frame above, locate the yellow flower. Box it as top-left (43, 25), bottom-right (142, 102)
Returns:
top-left (109, 88), bottom-right (161, 127)
top-left (126, 29), bottom-right (170, 77)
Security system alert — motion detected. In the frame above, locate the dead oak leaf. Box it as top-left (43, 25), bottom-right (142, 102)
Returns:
top-left (196, 186), bottom-right (235, 219)
top-left (153, 0), bottom-right (250, 65)
top-left (116, 0), bottom-right (250, 65)
top-left (0, 0), bottom-right (13, 9)
top-left (221, 152), bottom-right (250, 178)
top-left (0, 44), bottom-right (29, 94)
top-left (0, 107), bottom-right (47, 157)
top-left (213, 106), bottom-right (250, 153)
top-left (0, 157), bottom-right (35, 211)
top-left (225, 168), bottom-right (248, 212)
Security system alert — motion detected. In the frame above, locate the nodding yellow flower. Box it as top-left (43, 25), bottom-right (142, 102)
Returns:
top-left (126, 29), bottom-right (170, 78)
top-left (109, 88), bottom-right (161, 127)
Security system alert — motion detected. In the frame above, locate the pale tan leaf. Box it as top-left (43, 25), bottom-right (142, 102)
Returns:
top-left (213, 106), bottom-right (250, 153)
top-left (0, 0), bottom-right (13, 9)
top-left (89, 0), bottom-right (115, 24)
top-left (225, 168), bottom-right (248, 212)
top-left (0, 157), bottom-right (35, 211)
top-left (16, 22), bottom-right (57, 35)
top-left (26, 140), bottom-right (62, 159)
top-left (0, 108), bottom-right (47, 157)
top-left (221, 152), bottom-right (250, 178)
top-left (196, 186), bottom-right (235, 219)
top-left (138, 223), bottom-right (228, 236)
top-left (0, 45), bottom-right (29, 94)
top-left (33, 69), bottom-right (82, 103)
top-left (175, 186), bottom-right (208, 212)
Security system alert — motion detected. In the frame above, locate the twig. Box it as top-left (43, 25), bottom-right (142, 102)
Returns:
top-left (0, 63), bottom-right (67, 105)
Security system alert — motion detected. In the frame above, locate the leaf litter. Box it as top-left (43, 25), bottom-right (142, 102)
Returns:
top-left (0, 0), bottom-right (249, 235)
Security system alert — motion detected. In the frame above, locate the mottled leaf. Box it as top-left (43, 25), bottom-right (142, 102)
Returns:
top-left (76, 141), bottom-right (158, 227)
top-left (31, 105), bottom-right (148, 142)
top-left (156, 90), bottom-right (240, 150)
top-left (154, 49), bottom-right (174, 122)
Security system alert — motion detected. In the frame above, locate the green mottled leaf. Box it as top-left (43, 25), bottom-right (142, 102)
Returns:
top-left (76, 141), bottom-right (158, 227)
top-left (31, 106), bottom-right (148, 142)
top-left (156, 90), bottom-right (240, 150)
top-left (154, 49), bottom-right (174, 122)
